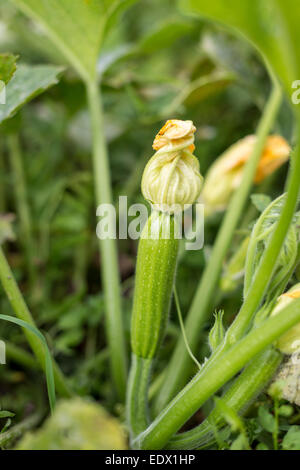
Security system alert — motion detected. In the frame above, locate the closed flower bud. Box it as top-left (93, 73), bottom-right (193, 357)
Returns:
top-left (271, 284), bottom-right (300, 354)
top-left (141, 120), bottom-right (203, 213)
top-left (208, 311), bottom-right (225, 351)
top-left (202, 135), bottom-right (290, 214)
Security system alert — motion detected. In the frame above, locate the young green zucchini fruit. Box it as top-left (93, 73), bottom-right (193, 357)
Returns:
top-left (131, 211), bottom-right (179, 359)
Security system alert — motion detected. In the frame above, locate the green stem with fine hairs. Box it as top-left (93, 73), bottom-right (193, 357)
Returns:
top-left (86, 80), bottom-right (127, 401)
top-left (167, 347), bottom-right (282, 449)
top-left (137, 298), bottom-right (300, 450)
top-left (127, 354), bottom-right (153, 438)
top-left (155, 80), bottom-right (282, 413)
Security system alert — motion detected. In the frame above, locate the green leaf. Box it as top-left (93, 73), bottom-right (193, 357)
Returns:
top-left (0, 411), bottom-right (15, 419)
top-left (180, 0), bottom-right (300, 98)
top-left (282, 426), bottom-right (300, 450)
top-left (0, 53), bottom-right (18, 85)
top-left (10, 0), bottom-right (136, 82)
top-left (251, 194), bottom-right (272, 213)
top-left (0, 64), bottom-right (64, 124)
top-left (230, 434), bottom-right (247, 450)
top-left (208, 310), bottom-right (225, 351)
top-left (138, 20), bottom-right (194, 54)
top-left (258, 406), bottom-right (276, 433)
top-left (161, 70), bottom-right (234, 117)
top-left (256, 442), bottom-right (269, 450)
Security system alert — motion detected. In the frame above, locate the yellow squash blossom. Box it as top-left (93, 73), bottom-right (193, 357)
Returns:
top-left (202, 135), bottom-right (291, 214)
top-left (271, 284), bottom-right (300, 354)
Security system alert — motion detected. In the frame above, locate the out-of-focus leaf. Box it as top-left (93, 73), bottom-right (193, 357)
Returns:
top-left (258, 406), bottom-right (276, 433)
top-left (138, 20), bottom-right (194, 54)
top-left (0, 411), bottom-right (15, 419)
top-left (161, 70), bottom-right (234, 116)
top-left (180, 0), bottom-right (300, 99)
top-left (55, 329), bottom-right (84, 354)
top-left (10, 0), bottom-right (136, 82)
top-left (251, 194), bottom-right (272, 213)
top-left (102, 0), bottom-right (137, 40)
top-left (0, 64), bottom-right (64, 124)
top-left (98, 44), bottom-right (134, 78)
top-left (201, 30), bottom-right (266, 107)
top-left (0, 53), bottom-right (18, 84)
top-left (17, 398), bottom-right (127, 450)
top-left (282, 426), bottom-right (300, 450)
top-left (230, 434), bottom-right (247, 450)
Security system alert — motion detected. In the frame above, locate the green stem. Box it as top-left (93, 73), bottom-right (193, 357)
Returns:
top-left (127, 354), bottom-right (153, 440)
top-left (0, 245), bottom-right (72, 397)
top-left (86, 80), bottom-right (127, 401)
top-left (167, 347), bottom-right (282, 449)
top-left (7, 133), bottom-right (36, 294)
top-left (137, 298), bottom-right (300, 450)
top-left (155, 81), bottom-right (282, 412)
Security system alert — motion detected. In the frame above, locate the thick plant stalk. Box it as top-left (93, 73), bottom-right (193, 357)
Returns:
top-left (127, 354), bottom-right (153, 438)
top-left (155, 81), bottom-right (282, 412)
top-left (7, 133), bottom-right (36, 294)
top-left (127, 212), bottom-right (179, 439)
top-left (86, 80), bottom-right (127, 401)
top-left (0, 246), bottom-right (72, 398)
top-left (167, 347), bottom-right (282, 449)
top-left (137, 298), bottom-right (300, 449)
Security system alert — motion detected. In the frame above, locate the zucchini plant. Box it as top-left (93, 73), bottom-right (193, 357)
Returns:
top-left (1, 0), bottom-right (300, 451)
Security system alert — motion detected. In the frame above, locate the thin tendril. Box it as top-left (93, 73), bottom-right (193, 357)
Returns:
top-left (173, 285), bottom-right (201, 370)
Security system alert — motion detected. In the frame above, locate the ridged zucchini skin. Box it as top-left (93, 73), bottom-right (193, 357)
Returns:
top-left (131, 211), bottom-right (179, 359)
